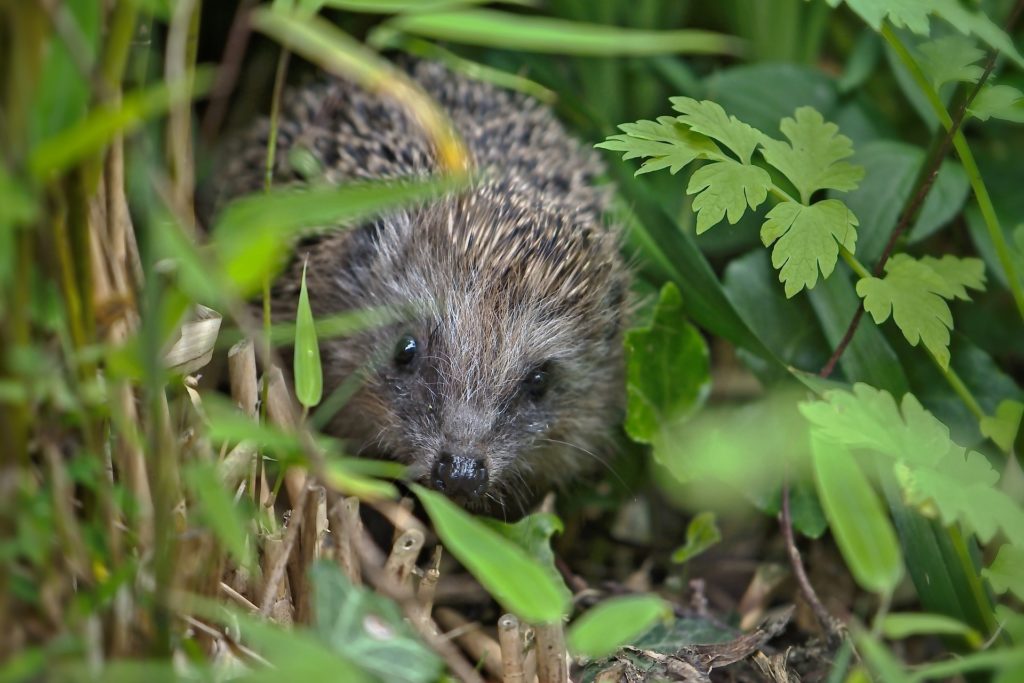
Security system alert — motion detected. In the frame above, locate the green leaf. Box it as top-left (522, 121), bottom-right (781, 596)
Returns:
top-left (183, 461), bottom-right (255, 572)
top-left (811, 435), bottom-right (904, 595)
top-left (968, 84), bottom-right (1024, 123)
top-left (596, 117), bottom-right (720, 176)
top-left (851, 627), bottom-right (911, 683)
top-left (917, 35), bottom-right (985, 89)
top-left (980, 400), bottom-right (1024, 453)
top-left (687, 160), bottom-right (772, 234)
top-left (323, 0), bottom-right (532, 12)
top-left (623, 283), bottom-right (711, 447)
top-left (566, 595), bottom-right (671, 659)
top-left (311, 563), bottom-right (442, 683)
top-left (671, 511), bottom-right (721, 564)
top-left (28, 68), bottom-right (214, 182)
top-left (670, 97), bottom-right (763, 163)
top-left (985, 545), bottom-right (1024, 602)
top-left (856, 254), bottom-right (986, 368)
top-left (760, 199), bottom-right (859, 298)
top-left (382, 10), bottom-right (742, 56)
top-left (482, 513), bottom-right (569, 608)
top-left (881, 612), bottom-right (982, 646)
top-left (759, 107), bottom-right (863, 203)
top-left (413, 485), bottom-right (570, 622)
top-left (294, 261), bottom-right (323, 408)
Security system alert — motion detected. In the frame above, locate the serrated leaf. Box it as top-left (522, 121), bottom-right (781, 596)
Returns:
top-left (671, 511), bottom-right (721, 564)
top-left (759, 107), bottom-right (863, 202)
top-left (623, 283), bottom-right (711, 447)
top-left (856, 254), bottom-right (986, 368)
top-left (669, 97), bottom-right (763, 163)
top-left (295, 261), bottom-right (323, 408)
top-left (968, 84), bottom-right (1024, 123)
top-left (413, 485), bottom-right (570, 623)
top-left (687, 160), bottom-right (772, 234)
top-left (918, 36), bottom-right (985, 89)
top-left (760, 199), bottom-right (858, 297)
top-left (567, 595), bottom-right (671, 659)
top-left (311, 563), bottom-right (442, 683)
top-left (980, 400), bottom-right (1024, 453)
top-left (596, 117), bottom-right (720, 176)
top-left (811, 435), bottom-right (904, 595)
top-left (983, 545), bottom-right (1024, 601)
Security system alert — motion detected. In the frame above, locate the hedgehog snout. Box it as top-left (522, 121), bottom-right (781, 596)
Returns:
top-left (431, 451), bottom-right (488, 504)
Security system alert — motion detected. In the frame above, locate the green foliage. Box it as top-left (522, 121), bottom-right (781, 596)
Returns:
top-left (916, 36), bottom-right (984, 90)
top-left (761, 199), bottom-right (858, 297)
top-left (880, 612), bottom-right (982, 647)
top-left (294, 261), bottom-right (323, 408)
top-left (968, 85), bottom-right (1024, 123)
top-left (979, 400), bottom-right (1023, 453)
top-left (183, 461), bottom-right (255, 572)
top-left (982, 544), bottom-right (1024, 602)
top-left (670, 511), bottom-right (721, 564)
top-left (856, 255), bottom-right (986, 368)
top-left (566, 595), bottom-right (671, 658)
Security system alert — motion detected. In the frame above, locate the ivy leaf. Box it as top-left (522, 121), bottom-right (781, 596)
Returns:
top-left (980, 400), bottom-right (1024, 453)
top-left (917, 36), bottom-right (985, 89)
top-left (760, 107), bottom-right (864, 203)
top-left (983, 545), bottom-right (1024, 601)
top-left (760, 199), bottom-right (858, 297)
top-left (855, 254), bottom-right (986, 368)
top-left (671, 511), bottom-right (721, 564)
top-left (968, 84), bottom-right (1024, 123)
top-left (687, 160), bottom-right (772, 234)
top-left (669, 97), bottom-right (763, 164)
top-left (596, 117), bottom-right (720, 176)
top-left (623, 283), bottom-right (711, 448)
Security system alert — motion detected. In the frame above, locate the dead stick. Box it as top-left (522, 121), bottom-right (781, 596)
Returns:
top-left (259, 485), bottom-right (310, 617)
top-left (498, 614), bottom-right (526, 683)
top-left (436, 607), bottom-right (504, 680)
top-left (385, 528), bottom-right (425, 592)
top-left (535, 622), bottom-right (569, 683)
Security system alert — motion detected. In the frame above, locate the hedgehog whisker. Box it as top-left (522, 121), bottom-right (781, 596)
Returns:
top-left (537, 437), bottom-right (629, 490)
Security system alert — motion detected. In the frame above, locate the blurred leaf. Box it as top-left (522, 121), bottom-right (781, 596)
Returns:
top-left (623, 283), bottom-right (711, 449)
top-left (968, 84), bottom-right (1024, 123)
top-left (322, 458), bottom-right (398, 501)
top-left (881, 612), bottom-right (983, 647)
top-left (670, 511), bottom-right (721, 564)
top-left (29, 68), bottom-right (214, 181)
top-left (632, 616), bottom-right (735, 652)
top-left (213, 178), bottom-right (463, 296)
top-left (917, 35), bottom-right (984, 89)
top-left (567, 595), bottom-right (671, 659)
top-left (384, 10), bottom-right (743, 56)
top-left (183, 461), bottom-right (255, 572)
top-left (311, 563), bottom-right (442, 683)
top-left (413, 485), bottom-right (570, 622)
top-left (294, 261), bottom-right (323, 408)
top-left (851, 627), bottom-right (911, 682)
top-left (811, 435), bottom-right (904, 595)
top-left (323, 0), bottom-right (533, 11)
top-left (983, 544), bottom-right (1024, 601)
top-left (856, 254), bottom-right (986, 368)
top-left (980, 400), bottom-right (1023, 453)
top-left (704, 64), bottom-right (838, 135)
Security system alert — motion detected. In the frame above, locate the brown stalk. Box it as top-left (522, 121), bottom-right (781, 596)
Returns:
top-left (328, 496), bottom-right (363, 586)
top-left (384, 528), bottom-right (425, 591)
top-left (415, 546), bottom-right (442, 628)
top-left (534, 621), bottom-right (569, 683)
top-left (435, 607), bottom-right (504, 679)
top-left (259, 484), bottom-right (311, 618)
top-left (498, 614), bottom-right (527, 683)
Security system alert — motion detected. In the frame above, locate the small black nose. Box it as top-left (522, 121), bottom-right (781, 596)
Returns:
top-left (431, 452), bottom-right (488, 502)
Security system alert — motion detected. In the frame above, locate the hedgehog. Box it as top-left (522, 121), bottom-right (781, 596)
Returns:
top-left (215, 61), bottom-right (629, 518)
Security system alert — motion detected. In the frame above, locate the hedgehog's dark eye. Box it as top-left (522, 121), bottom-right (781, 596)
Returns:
top-left (393, 334), bottom-right (419, 367)
top-left (522, 362), bottom-right (552, 400)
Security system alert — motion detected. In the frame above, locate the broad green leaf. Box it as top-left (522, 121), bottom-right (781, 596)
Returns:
top-left (687, 160), bottom-right (772, 234)
top-left (596, 117), bottom-right (720, 176)
top-left (294, 262), bottom-right (323, 408)
top-left (851, 627), bottom-right (911, 683)
top-left (980, 400), bottom-right (1024, 453)
top-left (669, 97), bottom-right (763, 163)
top-left (761, 199), bottom-right (858, 298)
top-left (29, 69), bottom-right (214, 181)
top-left (482, 513), bottom-right (569, 609)
top-left (383, 10), bottom-right (742, 56)
top-left (311, 563), bottom-right (442, 683)
top-left (567, 595), bottom-right (671, 659)
top-left (623, 283), bottom-right (710, 447)
top-left (213, 177), bottom-right (462, 296)
top-left (917, 35), bottom-right (984, 89)
top-left (811, 435), bottom-right (904, 595)
top-left (183, 461), bottom-right (255, 571)
top-left (323, 0), bottom-right (533, 11)
top-left (413, 485), bottom-right (570, 622)
top-left (881, 612), bottom-right (982, 647)
top-left (985, 545), bottom-right (1024, 601)
top-left (671, 511), bottom-right (721, 564)
top-left (704, 64), bottom-right (839, 135)
top-left (759, 107), bottom-right (863, 203)
top-left (968, 84), bottom-right (1024, 123)
top-left (856, 254), bottom-right (986, 368)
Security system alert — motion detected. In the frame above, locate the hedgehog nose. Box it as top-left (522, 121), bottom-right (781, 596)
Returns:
top-left (432, 452), bottom-right (488, 503)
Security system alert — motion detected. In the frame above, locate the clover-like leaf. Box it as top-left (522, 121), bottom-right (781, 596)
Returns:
top-left (760, 199), bottom-right (858, 297)
top-left (669, 97), bottom-right (763, 163)
top-left (968, 84), bottom-right (1024, 123)
top-left (759, 107), bottom-right (863, 203)
top-left (596, 116), bottom-right (720, 176)
top-left (855, 254), bottom-right (985, 368)
top-left (980, 400), bottom-right (1023, 453)
top-left (687, 159), bottom-right (771, 234)
top-left (918, 35), bottom-right (985, 89)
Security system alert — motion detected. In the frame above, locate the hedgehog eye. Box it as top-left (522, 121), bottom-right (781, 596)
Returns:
top-left (393, 334), bottom-right (419, 367)
top-left (522, 362), bottom-right (552, 400)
